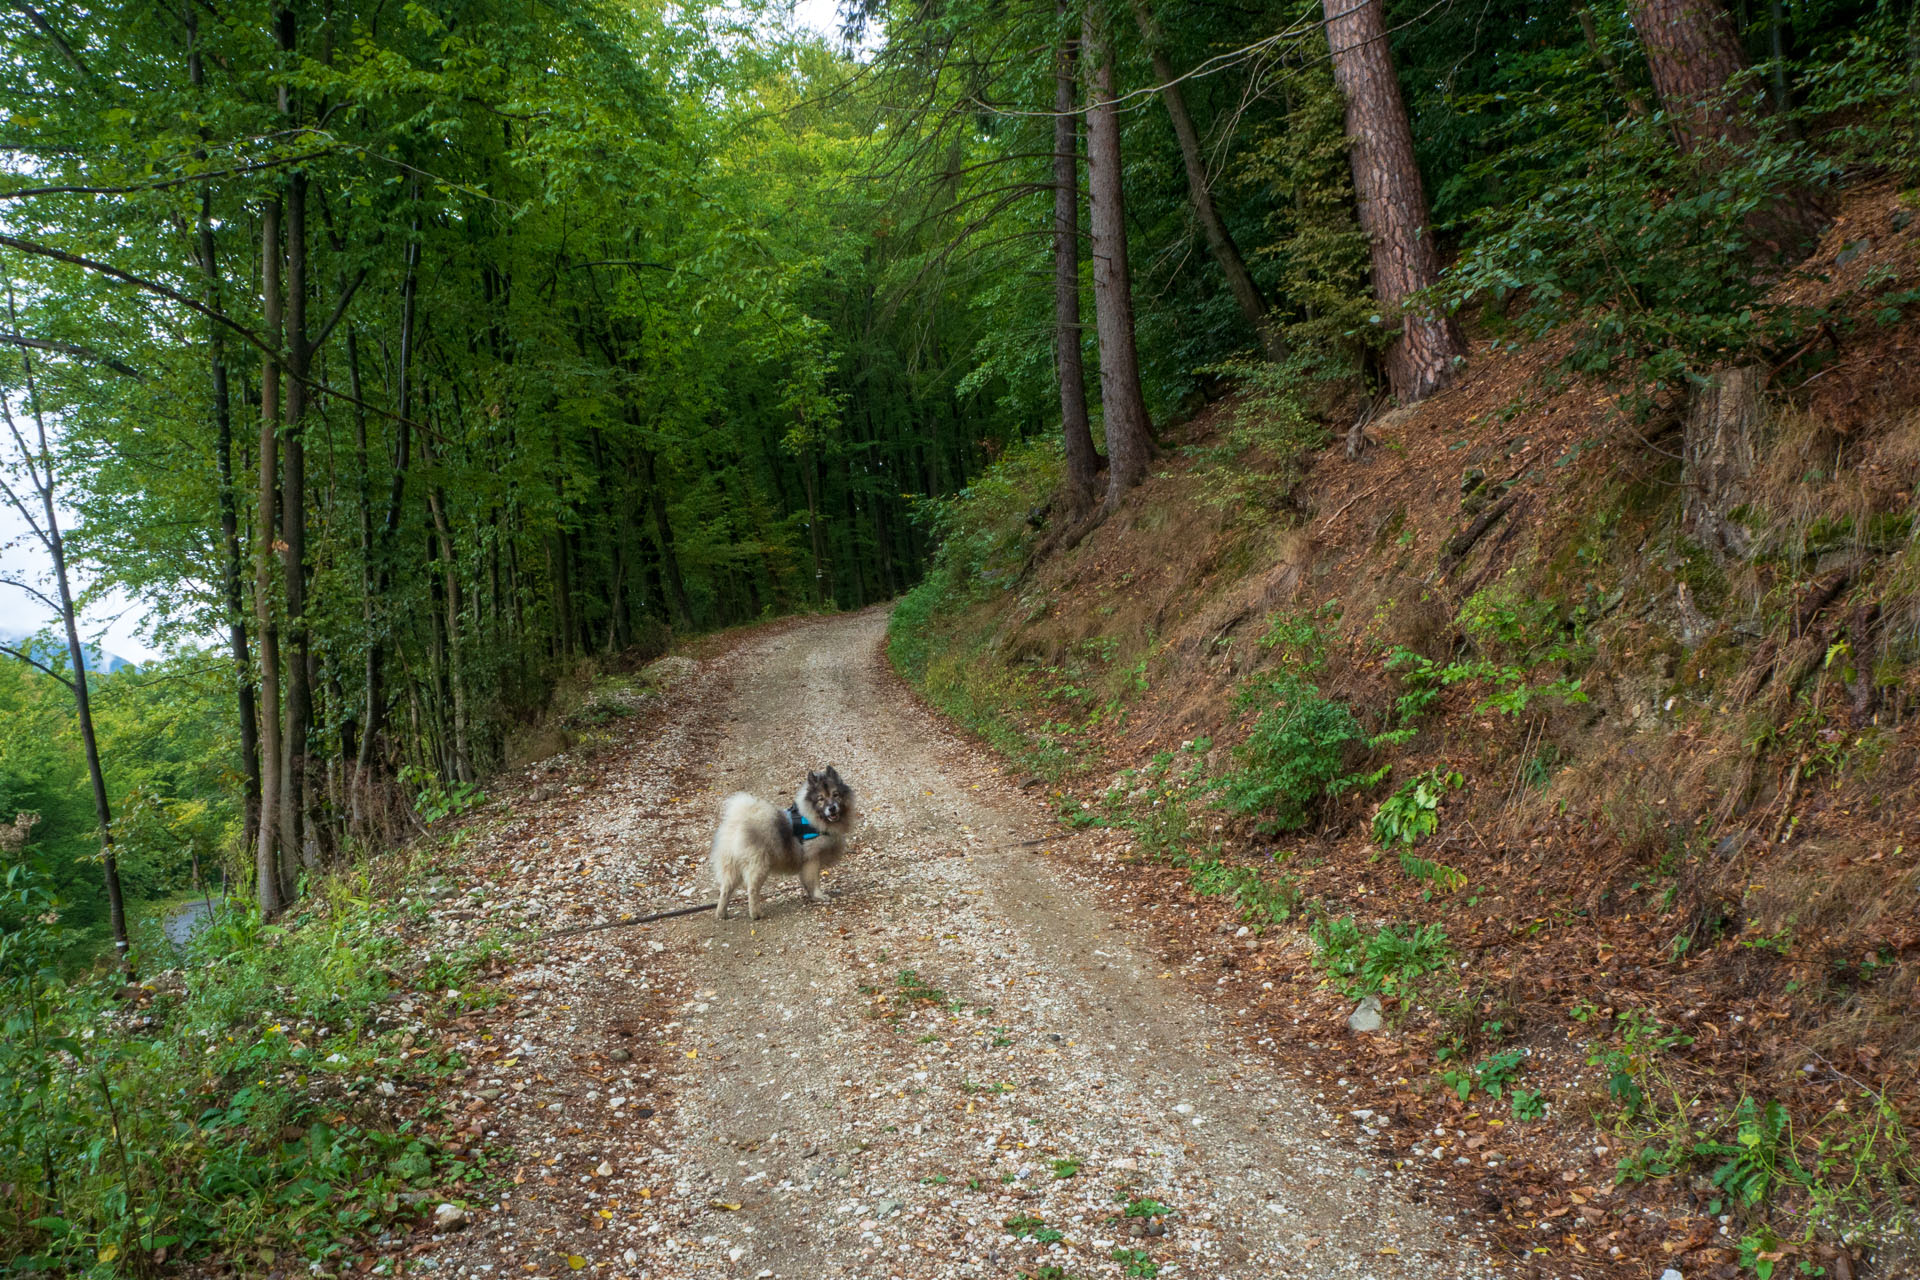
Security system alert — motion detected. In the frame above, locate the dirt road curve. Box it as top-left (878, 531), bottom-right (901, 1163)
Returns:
top-left (426, 610), bottom-right (1496, 1280)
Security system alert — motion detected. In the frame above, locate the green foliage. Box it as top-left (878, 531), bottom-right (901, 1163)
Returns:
top-left (1443, 28), bottom-right (1841, 411)
top-left (1383, 588), bottom-right (1593, 729)
top-left (1235, 53), bottom-right (1376, 374)
top-left (0, 863), bottom-right (501, 1271)
top-left (1699, 1098), bottom-right (1802, 1208)
top-left (1212, 671), bottom-right (1365, 832)
top-left (1310, 915), bottom-right (1453, 997)
top-left (1799, 10), bottom-right (1920, 185)
top-left (1111, 1247), bottom-right (1159, 1278)
top-left (1003, 1212), bottom-right (1064, 1243)
top-left (1442, 1048), bottom-right (1527, 1103)
top-left (1587, 1007), bottom-right (1696, 1118)
top-left (0, 653), bottom-right (238, 950)
top-left (1185, 359), bottom-right (1335, 514)
top-left (1372, 767), bottom-right (1462, 850)
top-left (400, 766), bottom-right (487, 826)
top-left (1186, 858), bottom-right (1301, 929)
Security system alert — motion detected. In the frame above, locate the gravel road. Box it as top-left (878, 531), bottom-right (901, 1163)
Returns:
top-left (424, 609), bottom-right (1499, 1280)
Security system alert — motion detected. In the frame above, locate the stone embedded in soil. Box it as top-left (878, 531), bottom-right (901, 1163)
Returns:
top-left (1348, 995), bottom-right (1385, 1033)
top-left (433, 1203), bottom-right (467, 1230)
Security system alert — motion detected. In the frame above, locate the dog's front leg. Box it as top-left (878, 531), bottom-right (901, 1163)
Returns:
top-left (799, 857), bottom-right (827, 904)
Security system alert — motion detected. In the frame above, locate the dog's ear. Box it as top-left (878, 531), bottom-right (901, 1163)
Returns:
top-left (807, 770), bottom-right (820, 786)
top-left (824, 764), bottom-right (840, 781)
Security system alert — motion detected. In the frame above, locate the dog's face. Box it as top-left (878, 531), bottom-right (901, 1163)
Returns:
top-left (805, 766), bottom-right (852, 824)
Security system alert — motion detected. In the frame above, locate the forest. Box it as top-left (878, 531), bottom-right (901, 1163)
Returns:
top-left (2, 0), bottom-right (1918, 1273)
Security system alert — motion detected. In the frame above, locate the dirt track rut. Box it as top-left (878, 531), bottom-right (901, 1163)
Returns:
top-left (425, 609), bottom-right (1497, 1280)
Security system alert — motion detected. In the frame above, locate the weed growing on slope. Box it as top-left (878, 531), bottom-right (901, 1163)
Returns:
top-left (1212, 670), bottom-right (1368, 831)
top-left (1372, 767), bottom-right (1462, 850)
top-left (1441, 1047), bottom-right (1530, 1102)
top-left (1310, 914), bottom-right (1454, 997)
top-left (1186, 858), bottom-right (1302, 929)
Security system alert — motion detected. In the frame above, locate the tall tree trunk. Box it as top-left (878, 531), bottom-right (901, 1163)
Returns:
top-left (347, 328), bottom-right (375, 832)
top-left (1322, 0), bottom-right (1465, 403)
top-left (188, 18), bottom-right (261, 858)
top-left (272, 4), bottom-right (314, 877)
top-left (1130, 0), bottom-right (1284, 362)
top-left (280, 163), bottom-right (312, 876)
top-left (1630, 0), bottom-right (1753, 148)
top-left (254, 196), bottom-right (287, 916)
top-left (1052, 3), bottom-right (1100, 517)
top-left (424, 467), bottom-right (472, 782)
top-left (0, 298), bottom-right (130, 967)
top-left (641, 447), bottom-right (693, 626)
top-left (357, 182), bottom-right (420, 785)
top-left (1627, 0), bottom-right (1828, 252)
top-left (1083, 4), bottom-right (1154, 510)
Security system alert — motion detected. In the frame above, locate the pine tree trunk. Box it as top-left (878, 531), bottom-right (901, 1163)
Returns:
top-left (1053, 2), bottom-right (1100, 517)
top-left (1322, 0), bottom-right (1464, 402)
top-left (1629, 0), bottom-right (1753, 148)
top-left (1131, 0), bottom-right (1283, 362)
top-left (255, 196), bottom-right (287, 917)
top-left (1628, 0), bottom-right (1829, 254)
top-left (1083, 4), bottom-right (1155, 510)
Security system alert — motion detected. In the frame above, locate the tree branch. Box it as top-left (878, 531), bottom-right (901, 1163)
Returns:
top-left (0, 149), bottom-right (342, 203)
top-left (307, 266), bottom-right (367, 355)
top-left (0, 232), bottom-right (420, 431)
top-left (0, 575), bottom-right (63, 612)
top-left (0, 642), bottom-right (75, 689)
top-left (8, 1), bottom-right (92, 77)
top-left (0, 331), bottom-right (142, 379)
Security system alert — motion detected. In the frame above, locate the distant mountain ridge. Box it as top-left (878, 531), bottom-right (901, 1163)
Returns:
top-left (0, 623), bottom-right (135, 674)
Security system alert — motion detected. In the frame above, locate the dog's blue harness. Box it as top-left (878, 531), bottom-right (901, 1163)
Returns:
top-left (784, 805), bottom-right (822, 842)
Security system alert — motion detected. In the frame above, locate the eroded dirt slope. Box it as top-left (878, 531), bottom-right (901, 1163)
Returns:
top-left (408, 610), bottom-right (1498, 1280)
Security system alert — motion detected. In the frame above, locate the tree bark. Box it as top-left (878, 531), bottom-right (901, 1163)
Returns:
top-left (188, 18), bottom-right (261, 858)
top-left (422, 441), bottom-right (473, 782)
top-left (1052, 3), bottom-right (1100, 517)
top-left (0, 301), bottom-right (129, 967)
top-left (254, 195), bottom-right (287, 917)
top-left (1083, 4), bottom-right (1154, 510)
top-left (1629, 0), bottom-right (1754, 148)
top-left (1628, 0), bottom-right (1829, 253)
top-left (357, 181), bottom-right (420, 785)
top-left (1131, 0), bottom-right (1284, 362)
top-left (280, 162), bottom-right (313, 875)
top-left (1322, 0), bottom-right (1464, 402)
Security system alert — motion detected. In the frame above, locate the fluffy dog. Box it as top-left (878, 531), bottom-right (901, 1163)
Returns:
top-left (710, 766), bottom-right (857, 922)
